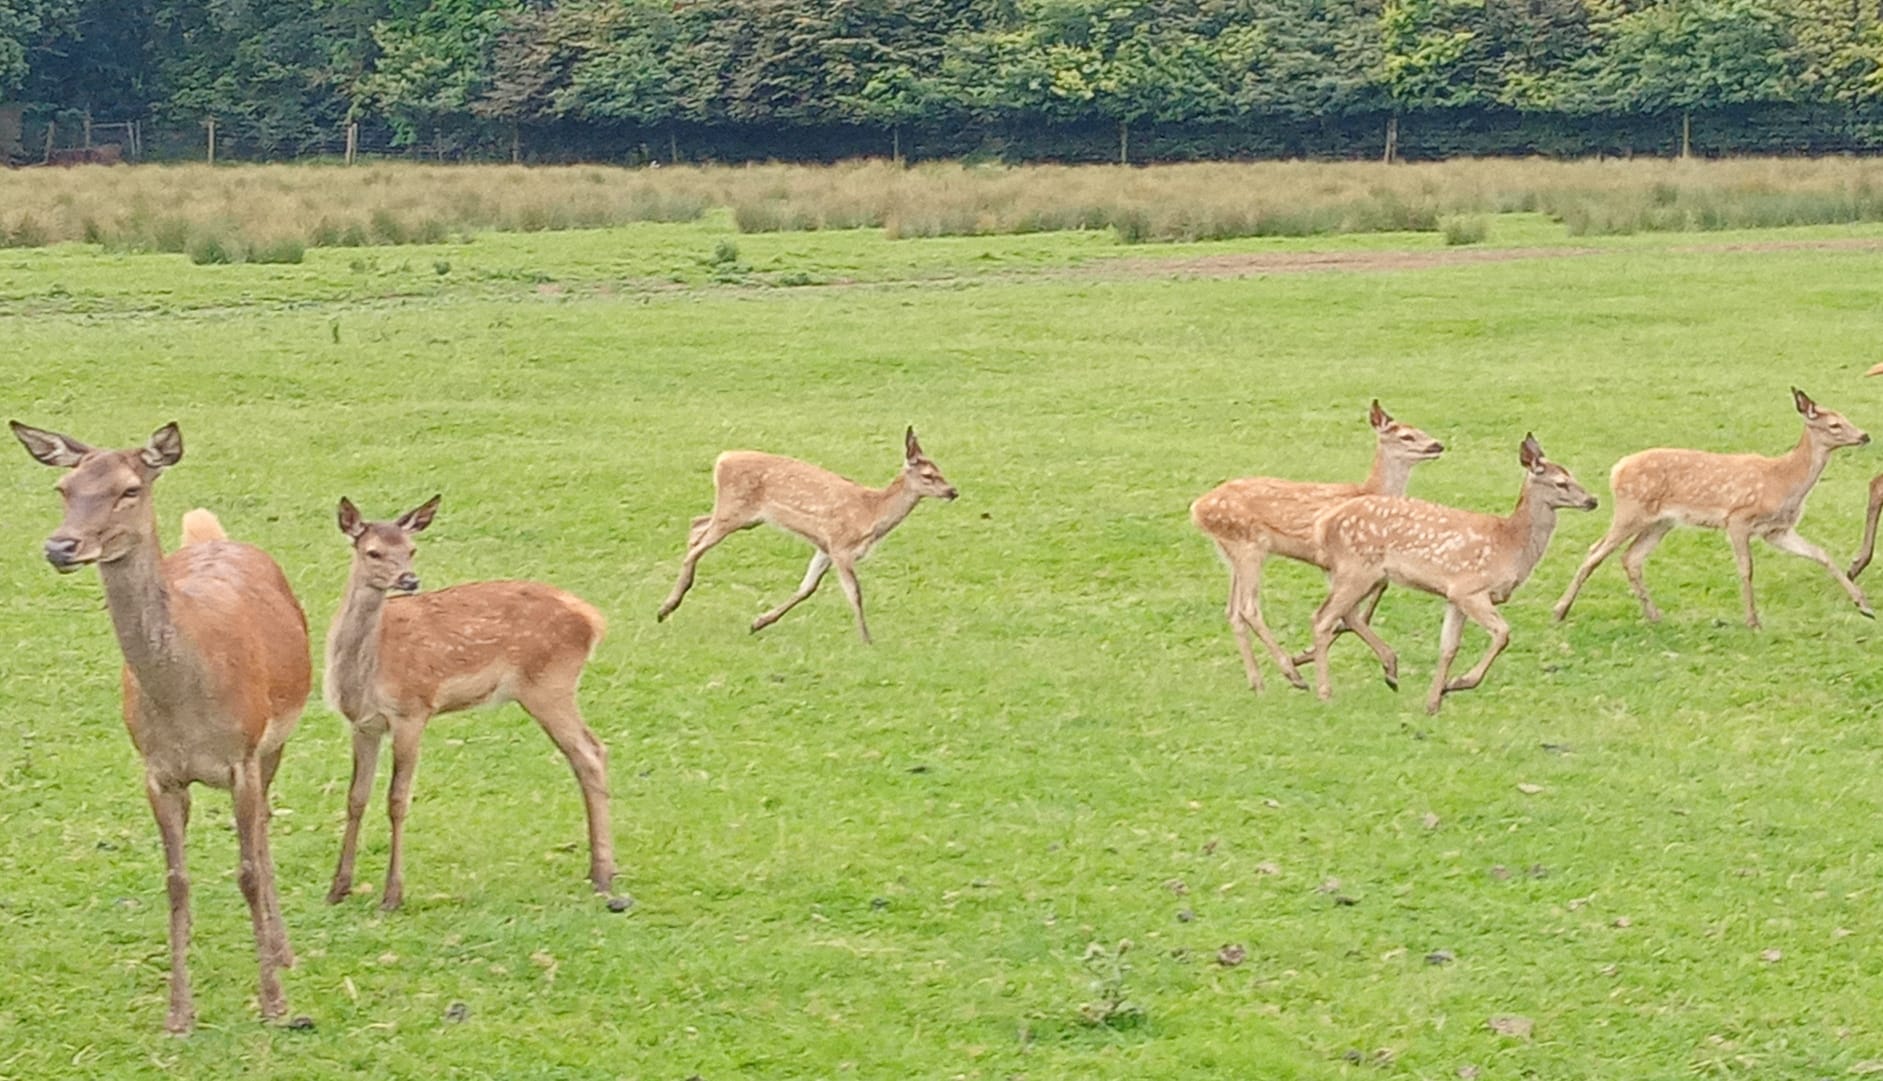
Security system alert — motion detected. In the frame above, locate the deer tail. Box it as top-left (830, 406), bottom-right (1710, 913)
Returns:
top-left (180, 508), bottom-right (228, 546)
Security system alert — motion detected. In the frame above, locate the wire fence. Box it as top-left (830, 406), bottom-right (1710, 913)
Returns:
top-left (9, 106), bottom-right (1883, 169)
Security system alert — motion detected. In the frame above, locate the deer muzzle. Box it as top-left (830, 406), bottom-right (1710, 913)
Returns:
top-left (393, 572), bottom-right (420, 594)
top-left (43, 535), bottom-right (92, 573)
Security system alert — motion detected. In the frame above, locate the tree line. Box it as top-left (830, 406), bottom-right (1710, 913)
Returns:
top-left (5, 0), bottom-right (1883, 162)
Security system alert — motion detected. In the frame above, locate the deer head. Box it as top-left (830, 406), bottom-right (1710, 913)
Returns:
top-left (1521, 433), bottom-right (1598, 511)
top-left (1370, 399), bottom-right (1445, 463)
top-left (12, 421), bottom-right (181, 572)
top-left (1792, 387), bottom-right (1869, 449)
top-left (902, 427), bottom-right (958, 501)
top-left (337, 495), bottom-right (440, 594)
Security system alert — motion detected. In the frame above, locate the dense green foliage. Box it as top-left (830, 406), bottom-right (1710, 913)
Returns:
top-left (7, 215), bottom-right (1883, 1077)
top-left (9, 0), bottom-right (1883, 159)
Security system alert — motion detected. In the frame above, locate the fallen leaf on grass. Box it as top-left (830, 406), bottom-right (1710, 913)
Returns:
top-left (1217, 944), bottom-right (1247, 967)
top-left (1761, 948), bottom-right (1783, 963)
top-left (1426, 949), bottom-right (1455, 965)
top-left (1422, 812), bottom-right (1441, 831)
top-left (1516, 783), bottom-right (1544, 795)
top-left (1612, 917), bottom-right (1632, 929)
top-left (1849, 1060), bottom-right (1883, 1074)
top-left (1488, 1015), bottom-right (1534, 1039)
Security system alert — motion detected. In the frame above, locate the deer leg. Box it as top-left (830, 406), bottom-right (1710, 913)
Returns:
top-left (1330, 588), bottom-right (1400, 691)
top-left (1727, 521), bottom-right (1761, 629)
top-left (255, 745), bottom-right (293, 969)
top-left (1767, 528), bottom-right (1875, 618)
top-left (1620, 520), bottom-right (1675, 622)
top-left (833, 555), bottom-right (871, 644)
top-left (751, 549), bottom-right (831, 634)
top-left (656, 516), bottom-right (740, 621)
top-left (1219, 552), bottom-right (1264, 693)
top-left (1288, 582), bottom-right (1388, 668)
top-left (381, 720), bottom-right (426, 912)
top-left (1553, 517), bottom-right (1641, 621)
top-left (1231, 556), bottom-right (1308, 691)
top-left (1426, 602), bottom-right (1468, 715)
top-left (146, 776), bottom-right (194, 1034)
top-left (1849, 474), bottom-right (1883, 579)
top-left (327, 723), bottom-right (384, 905)
top-left (520, 688), bottom-right (616, 894)
top-left (1441, 593), bottom-right (1510, 699)
top-left (1309, 573), bottom-right (1384, 702)
top-left (232, 758), bottom-right (287, 1022)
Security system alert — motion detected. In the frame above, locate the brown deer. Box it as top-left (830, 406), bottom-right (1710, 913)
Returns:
top-left (11, 421), bottom-right (310, 1034)
top-left (1845, 364), bottom-right (1883, 581)
top-left (1190, 400), bottom-right (1444, 692)
top-left (655, 427), bottom-right (958, 643)
top-left (1309, 435), bottom-right (1597, 714)
top-left (324, 496), bottom-right (614, 911)
top-left (1554, 388), bottom-right (1872, 628)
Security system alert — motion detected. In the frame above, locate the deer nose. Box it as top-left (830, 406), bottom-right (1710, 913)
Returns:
top-left (943, 487), bottom-right (959, 501)
top-left (1863, 433), bottom-right (1873, 446)
top-left (43, 536), bottom-right (81, 568)
top-left (394, 572), bottom-right (420, 593)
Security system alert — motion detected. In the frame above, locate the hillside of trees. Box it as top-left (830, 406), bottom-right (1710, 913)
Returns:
top-left (5, 0), bottom-right (1883, 163)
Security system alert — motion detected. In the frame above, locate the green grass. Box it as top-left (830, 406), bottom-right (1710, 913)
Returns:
top-left (5, 216), bottom-right (1883, 1078)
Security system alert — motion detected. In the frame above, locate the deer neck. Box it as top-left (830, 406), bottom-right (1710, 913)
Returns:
top-left (865, 472), bottom-right (923, 543)
top-left (95, 517), bottom-right (195, 700)
top-left (324, 566), bottom-right (388, 720)
top-left (1362, 447), bottom-right (1416, 497)
top-left (1500, 480), bottom-right (1561, 584)
top-left (1777, 427), bottom-right (1831, 495)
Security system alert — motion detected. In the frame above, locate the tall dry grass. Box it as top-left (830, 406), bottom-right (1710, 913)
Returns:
top-left (4, 158), bottom-right (1883, 256)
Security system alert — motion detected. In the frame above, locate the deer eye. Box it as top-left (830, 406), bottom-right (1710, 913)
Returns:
top-left (119, 487), bottom-right (142, 502)
top-left (365, 550), bottom-right (384, 561)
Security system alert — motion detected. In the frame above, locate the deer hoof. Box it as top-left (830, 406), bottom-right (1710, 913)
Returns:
top-left (1860, 605), bottom-right (1876, 620)
top-left (1383, 672), bottom-right (1399, 692)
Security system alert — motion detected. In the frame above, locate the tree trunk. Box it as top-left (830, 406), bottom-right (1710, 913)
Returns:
top-left (41, 120), bottom-right (54, 163)
top-left (892, 123), bottom-right (902, 165)
top-left (1119, 120), bottom-right (1129, 165)
top-left (1679, 111), bottom-right (1691, 159)
top-left (511, 122), bottom-right (521, 164)
top-left (1383, 115), bottom-right (1399, 164)
top-left (206, 117), bottom-right (216, 165)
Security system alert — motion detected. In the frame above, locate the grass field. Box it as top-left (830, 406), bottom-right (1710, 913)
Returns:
top-left (5, 209), bottom-right (1883, 1079)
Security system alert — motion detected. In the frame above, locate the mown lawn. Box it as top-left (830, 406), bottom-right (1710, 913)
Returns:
top-left (4, 214), bottom-right (1883, 1079)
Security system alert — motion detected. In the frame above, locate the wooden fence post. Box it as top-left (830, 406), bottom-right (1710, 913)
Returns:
top-left (206, 117), bottom-right (217, 165)
top-left (41, 119), bottom-right (54, 163)
top-left (345, 122), bottom-right (358, 165)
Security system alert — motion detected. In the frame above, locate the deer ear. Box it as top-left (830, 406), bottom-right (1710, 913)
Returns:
top-left (337, 497), bottom-right (366, 539)
top-left (1520, 433), bottom-right (1545, 471)
top-left (397, 494), bottom-right (441, 534)
top-left (904, 425), bottom-right (923, 462)
top-left (10, 421), bottom-right (94, 468)
top-left (1793, 387), bottom-right (1819, 418)
top-left (1369, 399), bottom-right (1390, 430)
top-left (140, 422), bottom-right (183, 471)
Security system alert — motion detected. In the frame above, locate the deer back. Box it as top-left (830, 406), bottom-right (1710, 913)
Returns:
top-left (1317, 495), bottom-right (1513, 597)
top-left (1609, 448), bottom-right (1795, 528)
top-left (1192, 477), bottom-right (1366, 561)
top-left (715, 451), bottom-right (878, 549)
top-left (375, 580), bottom-right (605, 718)
top-left (126, 541), bottom-right (311, 765)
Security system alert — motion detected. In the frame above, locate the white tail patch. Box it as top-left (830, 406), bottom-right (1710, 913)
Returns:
top-left (180, 508), bottom-right (227, 546)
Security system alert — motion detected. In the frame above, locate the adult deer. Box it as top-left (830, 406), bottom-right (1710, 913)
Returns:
top-left (325, 496), bottom-right (614, 910)
top-left (11, 421), bottom-right (310, 1034)
top-left (655, 427), bottom-right (958, 643)
top-left (1309, 434), bottom-right (1596, 715)
top-left (1553, 388), bottom-right (1872, 628)
top-left (1845, 364), bottom-right (1883, 580)
top-left (1190, 400), bottom-right (1445, 692)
